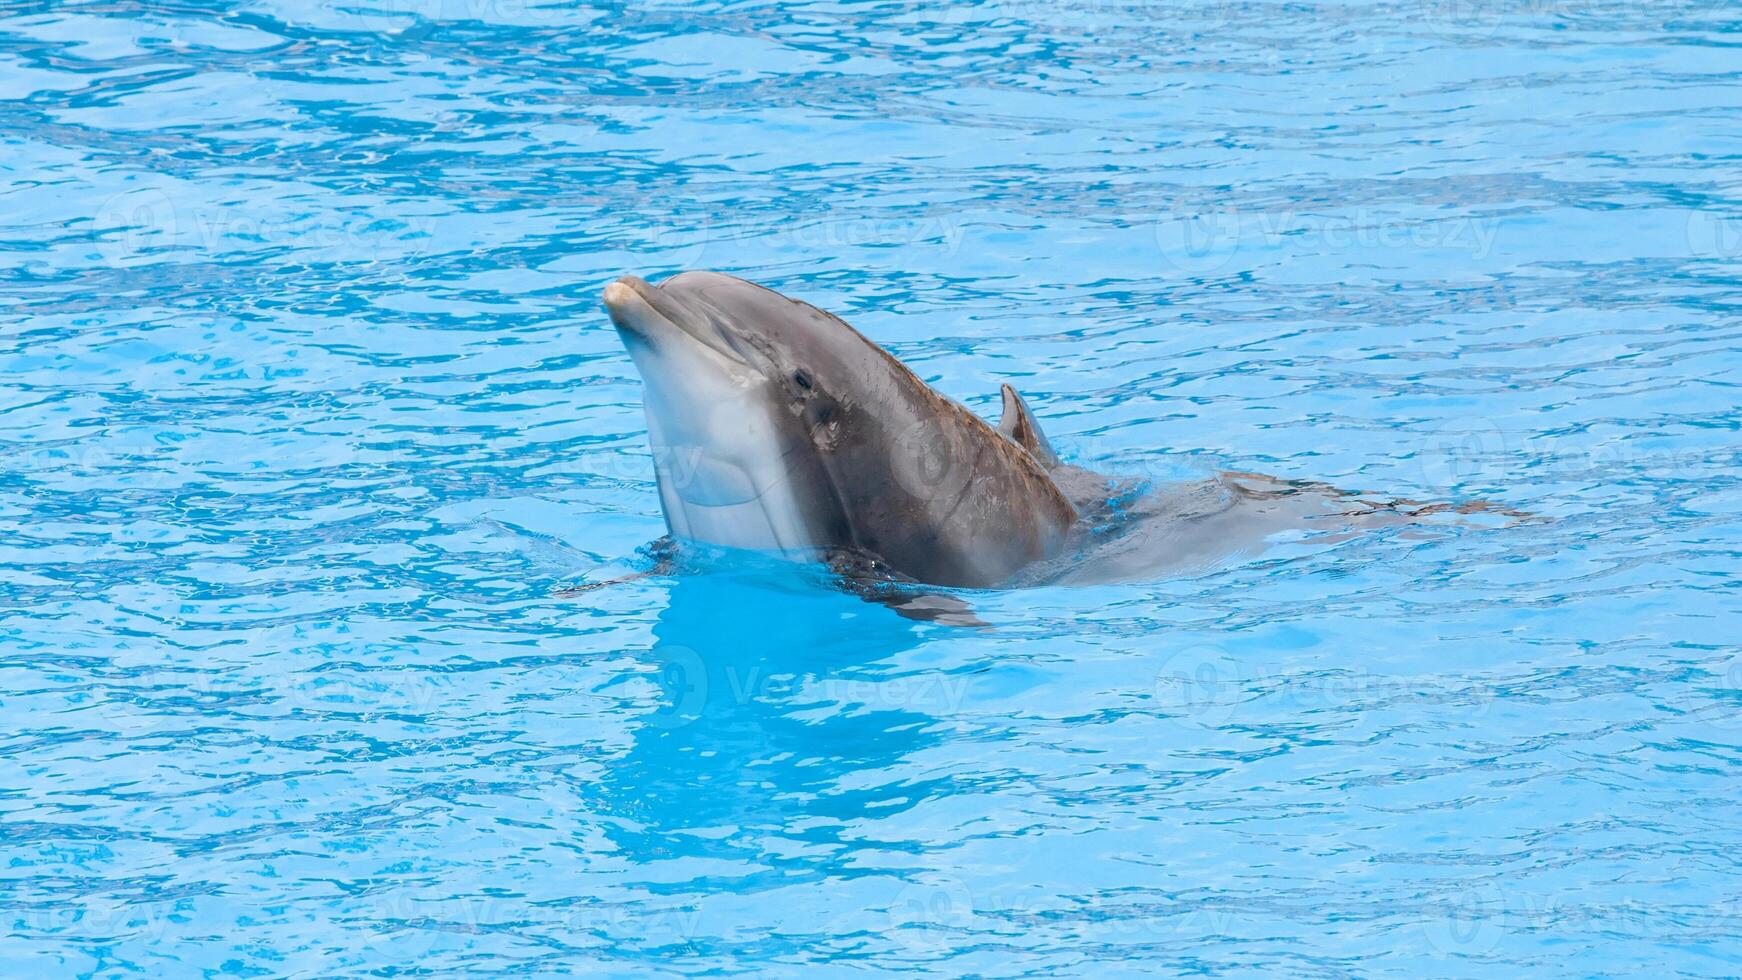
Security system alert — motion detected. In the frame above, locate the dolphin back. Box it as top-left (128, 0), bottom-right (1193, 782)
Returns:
top-left (819, 374), bottom-right (1079, 589)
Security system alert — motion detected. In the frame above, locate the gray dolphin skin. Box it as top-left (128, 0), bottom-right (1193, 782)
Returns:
top-left (604, 271), bottom-right (1075, 588)
top-left (603, 271), bottom-right (1520, 593)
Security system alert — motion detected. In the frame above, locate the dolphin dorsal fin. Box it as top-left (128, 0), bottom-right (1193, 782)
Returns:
top-left (998, 384), bottom-right (1060, 469)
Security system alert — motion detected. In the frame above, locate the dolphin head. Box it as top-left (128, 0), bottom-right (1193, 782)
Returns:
top-left (603, 271), bottom-right (891, 554)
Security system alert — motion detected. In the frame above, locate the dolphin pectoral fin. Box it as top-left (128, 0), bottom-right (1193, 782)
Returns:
top-left (998, 384), bottom-right (1061, 469)
top-left (823, 547), bottom-right (990, 628)
top-left (840, 580), bottom-right (989, 628)
top-left (876, 591), bottom-right (989, 628)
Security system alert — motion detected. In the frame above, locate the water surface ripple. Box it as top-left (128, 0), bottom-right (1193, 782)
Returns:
top-left (2, 0), bottom-right (1740, 975)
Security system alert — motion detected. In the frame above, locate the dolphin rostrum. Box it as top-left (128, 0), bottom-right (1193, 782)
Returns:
top-left (601, 271), bottom-right (1523, 594)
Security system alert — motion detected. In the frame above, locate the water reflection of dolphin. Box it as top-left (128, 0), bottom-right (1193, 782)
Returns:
top-left (599, 271), bottom-right (1528, 607)
top-left (593, 560), bottom-right (954, 841)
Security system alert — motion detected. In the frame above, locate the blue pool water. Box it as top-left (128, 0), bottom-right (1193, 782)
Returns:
top-left (4, 1), bottom-right (1742, 975)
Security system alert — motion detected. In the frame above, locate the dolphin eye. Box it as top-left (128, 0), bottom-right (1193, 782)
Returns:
top-left (792, 371), bottom-right (812, 390)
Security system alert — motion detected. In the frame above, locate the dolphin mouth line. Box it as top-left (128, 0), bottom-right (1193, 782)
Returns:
top-left (604, 274), bottom-right (751, 366)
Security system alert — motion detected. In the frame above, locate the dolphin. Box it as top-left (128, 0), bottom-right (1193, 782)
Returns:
top-left (600, 271), bottom-right (1523, 596)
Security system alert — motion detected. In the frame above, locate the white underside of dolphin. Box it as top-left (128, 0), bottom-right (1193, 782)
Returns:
top-left (605, 277), bottom-right (826, 555)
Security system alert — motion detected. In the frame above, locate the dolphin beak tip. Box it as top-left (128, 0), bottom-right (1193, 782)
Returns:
top-left (603, 278), bottom-right (637, 313)
top-left (605, 275), bottom-right (659, 317)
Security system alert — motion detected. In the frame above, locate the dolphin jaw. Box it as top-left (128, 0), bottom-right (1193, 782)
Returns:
top-left (644, 392), bottom-right (819, 554)
top-left (607, 274), bottom-right (819, 554)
